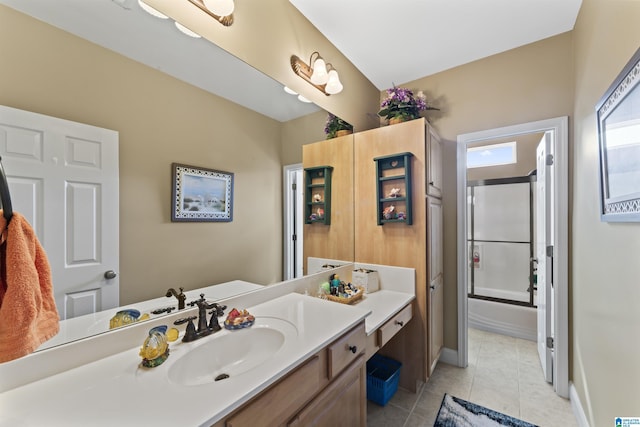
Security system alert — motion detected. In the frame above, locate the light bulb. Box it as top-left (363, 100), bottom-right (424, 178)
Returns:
top-left (175, 22), bottom-right (201, 38)
top-left (138, 0), bottom-right (168, 19)
top-left (203, 0), bottom-right (235, 16)
top-left (297, 94), bottom-right (312, 103)
top-left (284, 86), bottom-right (298, 95)
top-left (325, 70), bottom-right (343, 94)
top-left (310, 57), bottom-right (328, 85)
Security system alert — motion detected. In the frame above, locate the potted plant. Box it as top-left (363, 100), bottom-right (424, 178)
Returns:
top-left (324, 113), bottom-right (353, 139)
top-left (378, 86), bottom-right (438, 124)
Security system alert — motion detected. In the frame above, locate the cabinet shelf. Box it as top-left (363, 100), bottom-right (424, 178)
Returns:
top-left (304, 166), bottom-right (333, 225)
top-left (374, 152), bottom-right (413, 226)
top-left (378, 175), bottom-right (405, 182)
top-left (380, 197), bottom-right (407, 203)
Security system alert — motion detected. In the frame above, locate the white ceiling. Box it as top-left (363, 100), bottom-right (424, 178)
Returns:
top-left (290, 0), bottom-right (582, 90)
top-left (1, 0), bottom-right (582, 120)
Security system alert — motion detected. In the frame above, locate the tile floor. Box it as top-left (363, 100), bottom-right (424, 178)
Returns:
top-left (367, 328), bottom-right (578, 427)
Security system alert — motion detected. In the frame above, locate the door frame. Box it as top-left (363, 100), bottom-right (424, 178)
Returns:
top-left (456, 116), bottom-right (569, 398)
top-left (283, 163), bottom-right (303, 280)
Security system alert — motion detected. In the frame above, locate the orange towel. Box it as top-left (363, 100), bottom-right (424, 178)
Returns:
top-left (0, 210), bottom-right (59, 363)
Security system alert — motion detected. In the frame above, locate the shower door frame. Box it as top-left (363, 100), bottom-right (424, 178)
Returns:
top-left (467, 175), bottom-right (536, 307)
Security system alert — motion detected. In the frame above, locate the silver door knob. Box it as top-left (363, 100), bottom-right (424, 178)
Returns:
top-left (104, 270), bottom-right (117, 280)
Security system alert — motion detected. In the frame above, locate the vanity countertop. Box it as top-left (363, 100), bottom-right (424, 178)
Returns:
top-left (357, 289), bottom-right (415, 335)
top-left (39, 280), bottom-right (265, 351)
top-left (0, 292), bottom-right (370, 427)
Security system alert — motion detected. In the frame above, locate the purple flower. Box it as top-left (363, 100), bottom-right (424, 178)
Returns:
top-left (378, 86), bottom-right (435, 121)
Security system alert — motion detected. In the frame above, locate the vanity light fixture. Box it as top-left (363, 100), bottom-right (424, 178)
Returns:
top-left (290, 52), bottom-right (344, 96)
top-left (202, 0), bottom-right (234, 16)
top-left (283, 86), bottom-right (298, 95)
top-left (137, 0), bottom-right (168, 19)
top-left (188, 0), bottom-right (235, 26)
top-left (174, 21), bottom-right (201, 38)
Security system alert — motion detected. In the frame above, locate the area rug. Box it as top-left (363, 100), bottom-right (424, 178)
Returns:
top-left (434, 393), bottom-right (538, 427)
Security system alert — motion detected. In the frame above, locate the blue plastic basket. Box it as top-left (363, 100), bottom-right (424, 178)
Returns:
top-left (366, 354), bottom-right (402, 406)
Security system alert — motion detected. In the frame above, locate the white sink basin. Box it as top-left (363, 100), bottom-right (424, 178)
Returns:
top-left (139, 317), bottom-right (298, 387)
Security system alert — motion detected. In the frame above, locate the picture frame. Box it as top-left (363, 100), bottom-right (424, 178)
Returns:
top-left (171, 163), bottom-right (234, 222)
top-left (596, 46), bottom-right (640, 222)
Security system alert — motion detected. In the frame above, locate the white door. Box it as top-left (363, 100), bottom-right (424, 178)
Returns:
top-left (283, 164), bottom-right (304, 279)
top-left (0, 105), bottom-right (119, 319)
top-left (536, 132), bottom-right (554, 383)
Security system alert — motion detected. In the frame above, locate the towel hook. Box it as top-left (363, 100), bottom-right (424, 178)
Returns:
top-left (0, 156), bottom-right (13, 223)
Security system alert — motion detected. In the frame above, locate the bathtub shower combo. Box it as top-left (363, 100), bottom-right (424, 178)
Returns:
top-left (467, 176), bottom-right (538, 341)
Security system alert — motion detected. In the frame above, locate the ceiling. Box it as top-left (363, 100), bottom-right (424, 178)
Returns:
top-left (289, 0), bottom-right (582, 90)
top-left (1, 0), bottom-right (582, 120)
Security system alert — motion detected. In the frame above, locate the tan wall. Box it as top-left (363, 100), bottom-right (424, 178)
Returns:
top-left (0, 6), bottom-right (285, 305)
top-left (401, 33), bottom-right (574, 350)
top-left (571, 0), bottom-right (640, 424)
top-left (281, 110), bottom-right (327, 166)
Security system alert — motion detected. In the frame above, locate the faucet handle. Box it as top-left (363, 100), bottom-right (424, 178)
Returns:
top-left (174, 316), bottom-right (198, 342)
top-left (208, 304), bottom-right (225, 332)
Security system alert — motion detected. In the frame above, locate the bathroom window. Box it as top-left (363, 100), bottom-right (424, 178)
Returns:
top-left (467, 141), bottom-right (517, 168)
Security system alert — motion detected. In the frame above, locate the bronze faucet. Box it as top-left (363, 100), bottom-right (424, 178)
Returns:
top-left (174, 294), bottom-right (226, 342)
top-left (166, 287), bottom-right (187, 310)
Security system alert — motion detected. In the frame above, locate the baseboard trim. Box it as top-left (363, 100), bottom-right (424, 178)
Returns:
top-left (468, 311), bottom-right (536, 341)
top-left (570, 382), bottom-right (590, 427)
top-left (439, 347), bottom-right (459, 366)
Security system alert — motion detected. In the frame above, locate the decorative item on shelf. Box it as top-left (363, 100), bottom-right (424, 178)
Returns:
top-left (316, 207), bottom-right (324, 218)
top-left (224, 308), bottom-right (255, 330)
top-left (382, 205), bottom-right (396, 220)
top-left (324, 113), bottom-right (354, 139)
top-left (378, 86), bottom-right (439, 125)
top-left (313, 193), bottom-right (322, 203)
top-left (139, 325), bottom-right (178, 368)
top-left (290, 52), bottom-right (343, 95)
top-left (388, 187), bottom-right (401, 198)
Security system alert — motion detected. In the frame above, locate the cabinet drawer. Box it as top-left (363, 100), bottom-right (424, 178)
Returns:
top-left (327, 323), bottom-right (366, 380)
top-left (288, 354), bottom-right (365, 427)
top-left (377, 303), bottom-right (412, 348)
top-left (226, 355), bottom-right (322, 427)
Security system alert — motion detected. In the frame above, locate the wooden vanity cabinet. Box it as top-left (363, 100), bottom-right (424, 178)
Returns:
top-left (302, 134), bottom-right (355, 270)
top-left (354, 118), bottom-right (443, 390)
top-left (288, 354), bottom-right (365, 427)
top-left (215, 322), bottom-right (366, 427)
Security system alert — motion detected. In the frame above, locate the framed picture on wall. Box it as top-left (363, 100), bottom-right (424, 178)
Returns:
top-left (171, 163), bottom-right (234, 222)
top-left (596, 46), bottom-right (640, 222)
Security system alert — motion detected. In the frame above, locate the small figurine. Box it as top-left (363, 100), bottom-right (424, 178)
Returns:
top-left (397, 212), bottom-right (406, 220)
top-left (383, 205), bottom-right (396, 220)
top-left (317, 208), bottom-right (324, 218)
top-left (388, 188), bottom-right (401, 198)
top-left (310, 213), bottom-right (317, 220)
top-left (313, 193), bottom-right (322, 203)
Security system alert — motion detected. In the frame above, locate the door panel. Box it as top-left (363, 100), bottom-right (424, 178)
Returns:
top-left (536, 133), bottom-right (553, 383)
top-left (0, 105), bottom-right (119, 319)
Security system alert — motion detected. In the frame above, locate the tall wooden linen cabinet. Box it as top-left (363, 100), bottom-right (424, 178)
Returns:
top-left (303, 118), bottom-right (444, 391)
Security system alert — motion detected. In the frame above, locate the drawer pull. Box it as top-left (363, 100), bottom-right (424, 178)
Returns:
top-left (395, 320), bottom-right (404, 327)
top-left (348, 345), bottom-right (357, 354)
